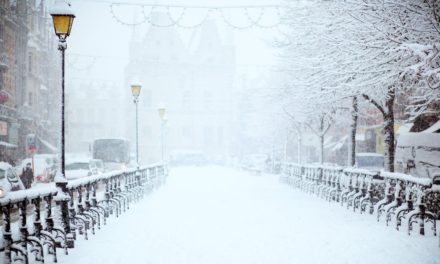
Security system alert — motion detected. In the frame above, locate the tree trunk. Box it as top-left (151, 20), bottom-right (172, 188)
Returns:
top-left (297, 125), bottom-right (302, 164)
top-left (384, 88), bottom-right (395, 172)
top-left (319, 117), bottom-right (324, 164)
top-left (349, 96), bottom-right (358, 167)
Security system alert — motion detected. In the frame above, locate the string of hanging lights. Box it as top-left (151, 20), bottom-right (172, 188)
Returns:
top-left (143, 6), bottom-right (186, 28)
top-left (108, 3), bottom-right (288, 29)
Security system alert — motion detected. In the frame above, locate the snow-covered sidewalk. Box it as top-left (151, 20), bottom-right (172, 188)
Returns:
top-left (59, 166), bottom-right (439, 264)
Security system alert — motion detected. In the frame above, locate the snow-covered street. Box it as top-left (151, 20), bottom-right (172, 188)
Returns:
top-left (58, 166), bottom-right (439, 264)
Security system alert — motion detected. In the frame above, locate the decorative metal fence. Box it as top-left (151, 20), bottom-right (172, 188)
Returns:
top-left (0, 164), bottom-right (167, 263)
top-left (280, 163), bottom-right (440, 244)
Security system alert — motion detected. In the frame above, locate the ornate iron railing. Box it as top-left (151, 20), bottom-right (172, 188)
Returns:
top-left (0, 164), bottom-right (167, 263)
top-left (280, 163), bottom-right (440, 245)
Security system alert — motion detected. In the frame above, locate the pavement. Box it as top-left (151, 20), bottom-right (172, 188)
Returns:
top-left (58, 166), bottom-right (440, 264)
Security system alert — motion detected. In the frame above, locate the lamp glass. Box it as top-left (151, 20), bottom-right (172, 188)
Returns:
top-left (131, 84), bottom-right (141, 98)
top-left (51, 14), bottom-right (75, 37)
top-left (158, 107), bottom-right (166, 120)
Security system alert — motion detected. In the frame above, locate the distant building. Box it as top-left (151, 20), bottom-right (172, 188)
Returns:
top-left (66, 80), bottom-right (126, 154)
top-left (124, 14), bottom-right (235, 164)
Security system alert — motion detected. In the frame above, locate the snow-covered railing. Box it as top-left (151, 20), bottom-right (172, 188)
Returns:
top-left (0, 164), bottom-right (167, 263)
top-left (280, 163), bottom-right (440, 241)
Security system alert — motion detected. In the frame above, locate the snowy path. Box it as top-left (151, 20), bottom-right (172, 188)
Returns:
top-left (59, 167), bottom-right (439, 264)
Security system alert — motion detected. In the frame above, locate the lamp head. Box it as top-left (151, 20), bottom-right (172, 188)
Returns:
top-left (131, 84), bottom-right (142, 99)
top-left (158, 103), bottom-right (166, 120)
top-left (50, 1), bottom-right (75, 40)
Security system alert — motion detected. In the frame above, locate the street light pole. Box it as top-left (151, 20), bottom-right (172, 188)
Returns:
top-left (161, 121), bottom-right (164, 162)
top-left (136, 99), bottom-right (139, 165)
top-left (50, 0), bottom-right (75, 248)
top-left (131, 84), bottom-right (141, 166)
top-left (158, 104), bottom-right (166, 164)
top-left (60, 38), bottom-right (66, 179)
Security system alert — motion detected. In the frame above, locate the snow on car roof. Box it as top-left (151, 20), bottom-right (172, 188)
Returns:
top-left (0, 162), bottom-right (12, 170)
top-left (66, 158), bottom-right (90, 164)
top-left (356, 153), bottom-right (384, 157)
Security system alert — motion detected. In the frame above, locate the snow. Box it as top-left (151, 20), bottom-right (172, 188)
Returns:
top-left (0, 141), bottom-right (17, 148)
top-left (58, 166), bottom-right (439, 264)
top-left (0, 162), bottom-right (12, 170)
top-left (380, 171), bottom-right (432, 186)
top-left (343, 167), bottom-right (379, 176)
top-left (398, 132), bottom-right (440, 148)
top-left (0, 185), bottom-right (57, 206)
top-left (50, 1), bottom-right (75, 16)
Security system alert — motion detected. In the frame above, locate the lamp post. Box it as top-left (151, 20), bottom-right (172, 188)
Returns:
top-left (50, 0), bottom-right (75, 248)
top-left (131, 84), bottom-right (141, 166)
top-left (158, 103), bottom-right (166, 163)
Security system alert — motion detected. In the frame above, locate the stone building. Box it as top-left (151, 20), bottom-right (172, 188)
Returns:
top-left (124, 15), bottom-right (235, 164)
top-left (0, 0), bottom-right (60, 163)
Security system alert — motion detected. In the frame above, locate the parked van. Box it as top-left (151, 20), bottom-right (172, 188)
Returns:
top-left (395, 114), bottom-right (440, 178)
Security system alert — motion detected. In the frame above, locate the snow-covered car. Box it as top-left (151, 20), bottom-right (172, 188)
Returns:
top-left (0, 162), bottom-right (25, 197)
top-left (90, 159), bottom-right (105, 174)
top-left (355, 153), bottom-right (384, 171)
top-left (65, 159), bottom-right (95, 180)
top-left (395, 115), bottom-right (440, 178)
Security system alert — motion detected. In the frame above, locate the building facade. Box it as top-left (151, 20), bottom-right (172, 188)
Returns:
top-left (0, 0), bottom-right (60, 164)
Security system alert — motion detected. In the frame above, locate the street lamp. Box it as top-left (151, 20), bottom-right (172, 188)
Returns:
top-left (50, 0), bottom-right (75, 248)
top-left (50, 1), bottom-right (75, 180)
top-left (158, 103), bottom-right (166, 163)
top-left (131, 83), bottom-right (141, 166)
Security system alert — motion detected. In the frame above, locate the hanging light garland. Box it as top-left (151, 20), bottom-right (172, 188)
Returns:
top-left (167, 7), bottom-right (214, 29)
top-left (109, 3), bottom-right (148, 26)
top-left (108, 3), bottom-right (288, 29)
top-left (143, 6), bottom-right (186, 28)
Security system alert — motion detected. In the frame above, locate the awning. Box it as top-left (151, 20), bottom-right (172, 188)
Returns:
top-left (0, 141), bottom-right (17, 148)
top-left (38, 137), bottom-right (58, 153)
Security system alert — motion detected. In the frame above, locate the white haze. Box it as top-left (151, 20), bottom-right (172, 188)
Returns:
top-left (65, 0), bottom-right (283, 164)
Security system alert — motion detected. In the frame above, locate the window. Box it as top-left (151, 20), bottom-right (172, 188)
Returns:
top-left (28, 92), bottom-right (33, 106)
top-left (28, 54), bottom-right (32, 73)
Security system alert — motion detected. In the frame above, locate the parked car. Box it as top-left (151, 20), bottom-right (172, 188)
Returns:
top-left (89, 159), bottom-right (105, 174)
top-left (0, 162), bottom-right (25, 197)
top-left (65, 159), bottom-right (95, 180)
top-left (395, 114), bottom-right (440, 178)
